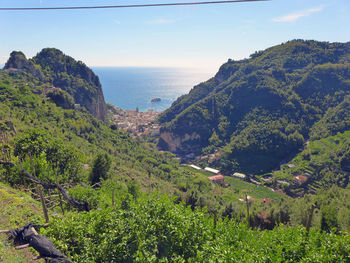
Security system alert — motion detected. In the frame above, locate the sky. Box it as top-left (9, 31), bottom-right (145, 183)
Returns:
top-left (0, 0), bottom-right (349, 73)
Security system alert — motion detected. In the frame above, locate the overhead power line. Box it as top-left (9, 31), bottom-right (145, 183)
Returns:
top-left (0, 0), bottom-right (270, 11)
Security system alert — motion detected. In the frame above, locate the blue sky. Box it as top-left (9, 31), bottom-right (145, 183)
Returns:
top-left (0, 0), bottom-right (349, 72)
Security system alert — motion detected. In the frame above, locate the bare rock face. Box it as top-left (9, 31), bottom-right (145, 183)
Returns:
top-left (159, 131), bottom-right (201, 153)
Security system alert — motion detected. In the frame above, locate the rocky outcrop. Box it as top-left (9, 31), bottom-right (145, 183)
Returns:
top-left (159, 131), bottom-right (201, 153)
top-left (3, 49), bottom-right (107, 121)
top-left (32, 48), bottom-right (107, 121)
top-left (3, 51), bottom-right (43, 79)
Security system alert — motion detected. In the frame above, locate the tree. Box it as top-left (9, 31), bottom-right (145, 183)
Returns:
top-left (46, 139), bottom-right (81, 183)
top-left (209, 131), bottom-right (222, 147)
top-left (90, 153), bottom-right (111, 185)
top-left (14, 129), bottom-right (49, 161)
top-left (46, 139), bottom-right (81, 214)
top-left (320, 205), bottom-right (339, 233)
top-left (13, 129), bottom-right (50, 222)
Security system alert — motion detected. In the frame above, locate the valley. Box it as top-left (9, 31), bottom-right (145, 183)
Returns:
top-left (1, 40), bottom-right (350, 262)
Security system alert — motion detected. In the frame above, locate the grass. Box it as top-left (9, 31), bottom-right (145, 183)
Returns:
top-left (183, 166), bottom-right (215, 177)
top-left (185, 166), bottom-right (284, 202)
top-left (224, 177), bottom-right (284, 201)
top-left (0, 182), bottom-right (44, 263)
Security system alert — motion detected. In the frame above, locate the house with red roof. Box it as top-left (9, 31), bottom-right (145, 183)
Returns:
top-left (208, 174), bottom-right (229, 187)
top-left (294, 175), bottom-right (308, 185)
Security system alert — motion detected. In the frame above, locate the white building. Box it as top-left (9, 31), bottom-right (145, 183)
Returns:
top-left (232, 172), bottom-right (246, 179)
top-left (189, 164), bottom-right (202, 170)
top-left (204, 167), bottom-right (220, 174)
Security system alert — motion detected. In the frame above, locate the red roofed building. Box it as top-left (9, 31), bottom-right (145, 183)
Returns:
top-left (208, 174), bottom-right (228, 187)
top-left (294, 175), bottom-right (308, 185)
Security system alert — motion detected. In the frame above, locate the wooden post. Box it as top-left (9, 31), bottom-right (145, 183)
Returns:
top-left (112, 188), bottom-right (115, 207)
top-left (56, 171), bottom-right (65, 215)
top-left (306, 203), bottom-right (317, 234)
top-left (19, 159), bottom-right (27, 188)
top-left (213, 212), bottom-right (217, 229)
top-left (30, 154), bottom-right (49, 223)
top-left (244, 192), bottom-right (250, 228)
top-left (38, 184), bottom-right (49, 223)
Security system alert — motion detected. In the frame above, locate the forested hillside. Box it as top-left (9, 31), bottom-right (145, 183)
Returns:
top-left (0, 48), bottom-right (286, 223)
top-left (158, 40), bottom-right (350, 176)
top-left (1, 47), bottom-right (350, 262)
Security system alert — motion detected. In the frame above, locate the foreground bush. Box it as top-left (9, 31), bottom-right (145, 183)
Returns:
top-left (43, 195), bottom-right (350, 262)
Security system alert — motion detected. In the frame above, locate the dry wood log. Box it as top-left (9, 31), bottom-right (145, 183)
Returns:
top-left (15, 243), bottom-right (30, 250)
top-left (30, 226), bottom-right (38, 235)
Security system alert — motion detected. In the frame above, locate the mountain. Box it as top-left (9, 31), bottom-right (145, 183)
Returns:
top-left (158, 40), bottom-right (350, 174)
top-left (1, 44), bottom-right (350, 262)
top-left (3, 48), bottom-right (107, 121)
top-left (0, 50), bottom-right (281, 219)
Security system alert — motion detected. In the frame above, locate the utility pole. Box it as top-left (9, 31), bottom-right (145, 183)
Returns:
top-left (243, 190), bottom-right (251, 227)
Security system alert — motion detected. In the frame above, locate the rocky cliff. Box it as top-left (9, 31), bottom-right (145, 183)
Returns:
top-left (3, 49), bottom-right (107, 121)
top-left (3, 51), bottom-right (43, 80)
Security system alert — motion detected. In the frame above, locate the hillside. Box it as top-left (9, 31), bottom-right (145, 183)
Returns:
top-left (1, 46), bottom-right (350, 261)
top-left (271, 130), bottom-right (350, 196)
top-left (0, 48), bottom-right (285, 223)
top-left (158, 40), bottom-right (350, 177)
top-left (0, 183), bottom-right (44, 262)
top-left (3, 49), bottom-right (107, 120)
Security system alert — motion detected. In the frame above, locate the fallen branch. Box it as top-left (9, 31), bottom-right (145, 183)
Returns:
top-left (15, 243), bottom-right (30, 250)
top-left (0, 160), bottom-right (89, 211)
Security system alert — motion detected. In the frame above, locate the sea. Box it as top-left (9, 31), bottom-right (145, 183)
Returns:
top-left (92, 67), bottom-right (213, 112)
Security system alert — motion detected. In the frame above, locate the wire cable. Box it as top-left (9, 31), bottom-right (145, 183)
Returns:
top-left (0, 0), bottom-right (270, 11)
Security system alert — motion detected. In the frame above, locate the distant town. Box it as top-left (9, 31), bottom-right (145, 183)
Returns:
top-left (108, 104), bottom-right (161, 137)
top-left (107, 104), bottom-right (311, 198)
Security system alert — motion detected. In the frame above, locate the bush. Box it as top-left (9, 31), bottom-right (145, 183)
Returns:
top-left (89, 153), bottom-right (111, 185)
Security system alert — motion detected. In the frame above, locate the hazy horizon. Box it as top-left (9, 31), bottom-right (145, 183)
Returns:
top-left (1, 0), bottom-right (349, 71)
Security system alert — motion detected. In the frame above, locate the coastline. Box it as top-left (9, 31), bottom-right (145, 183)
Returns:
top-left (93, 66), bottom-right (212, 112)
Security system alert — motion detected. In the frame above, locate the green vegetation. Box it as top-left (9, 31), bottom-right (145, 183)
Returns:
top-left (310, 96), bottom-right (350, 140)
top-left (42, 194), bottom-right (350, 263)
top-left (46, 88), bottom-right (75, 109)
top-left (0, 49), bottom-right (284, 221)
top-left (273, 131), bottom-right (350, 195)
top-left (4, 48), bottom-right (107, 120)
top-left (1, 45), bottom-right (350, 262)
top-left (0, 183), bottom-right (43, 262)
top-left (185, 166), bottom-right (282, 202)
top-left (158, 40), bottom-right (350, 176)
top-left (90, 153), bottom-right (111, 185)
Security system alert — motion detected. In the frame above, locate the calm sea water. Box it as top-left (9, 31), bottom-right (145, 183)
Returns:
top-left (92, 67), bottom-right (212, 112)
